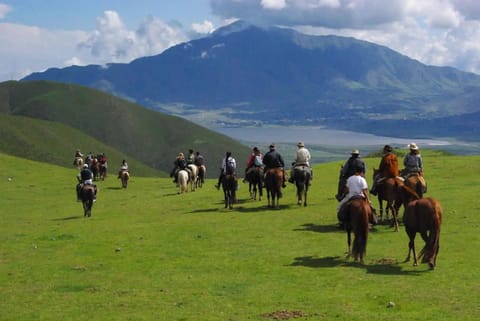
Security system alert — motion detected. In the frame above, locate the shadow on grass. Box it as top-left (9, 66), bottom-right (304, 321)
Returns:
top-left (52, 215), bottom-right (84, 221)
top-left (294, 223), bottom-right (341, 233)
top-left (106, 186), bottom-right (123, 190)
top-left (290, 255), bottom-right (423, 275)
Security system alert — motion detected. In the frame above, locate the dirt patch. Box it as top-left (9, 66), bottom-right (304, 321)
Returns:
top-left (262, 310), bottom-right (307, 320)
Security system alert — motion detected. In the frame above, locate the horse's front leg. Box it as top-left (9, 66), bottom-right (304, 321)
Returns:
top-left (346, 230), bottom-right (352, 258)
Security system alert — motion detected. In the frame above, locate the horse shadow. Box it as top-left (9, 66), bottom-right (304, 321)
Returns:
top-left (289, 255), bottom-right (422, 275)
top-left (52, 215), bottom-right (84, 221)
top-left (293, 223), bottom-right (340, 233)
top-left (106, 187), bottom-right (123, 190)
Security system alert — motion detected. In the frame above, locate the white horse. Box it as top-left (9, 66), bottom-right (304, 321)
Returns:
top-left (177, 170), bottom-right (189, 194)
top-left (187, 164), bottom-right (198, 191)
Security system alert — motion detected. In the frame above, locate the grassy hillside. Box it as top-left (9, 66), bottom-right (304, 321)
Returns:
top-left (0, 80), bottom-right (251, 173)
top-left (0, 114), bottom-right (162, 177)
top-left (1, 152), bottom-right (479, 321)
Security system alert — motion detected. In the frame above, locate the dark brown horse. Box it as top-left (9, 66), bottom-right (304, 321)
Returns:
top-left (119, 170), bottom-right (129, 188)
top-left (222, 174), bottom-right (237, 209)
top-left (292, 165), bottom-right (311, 207)
top-left (340, 196), bottom-right (378, 264)
top-left (264, 168), bottom-right (283, 208)
top-left (245, 167), bottom-right (263, 201)
top-left (99, 162), bottom-right (107, 181)
top-left (397, 184), bottom-right (442, 269)
top-left (196, 165), bottom-right (206, 188)
top-left (80, 184), bottom-right (96, 217)
top-left (372, 168), bottom-right (400, 231)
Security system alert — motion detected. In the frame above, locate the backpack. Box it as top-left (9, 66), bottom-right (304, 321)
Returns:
top-left (225, 157), bottom-right (235, 174)
top-left (254, 155), bottom-right (263, 167)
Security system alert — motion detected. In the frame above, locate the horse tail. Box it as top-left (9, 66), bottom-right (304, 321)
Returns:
top-left (351, 200), bottom-right (370, 261)
top-left (419, 199), bottom-right (442, 267)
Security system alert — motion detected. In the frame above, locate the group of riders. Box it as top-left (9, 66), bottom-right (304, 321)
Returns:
top-left (336, 142), bottom-right (426, 228)
top-left (170, 149), bottom-right (205, 184)
top-left (74, 149), bottom-right (130, 202)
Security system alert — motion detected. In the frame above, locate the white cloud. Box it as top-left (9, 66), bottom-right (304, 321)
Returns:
top-left (0, 3), bottom-right (12, 19)
top-left (261, 0), bottom-right (286, 10)
top-left (191, 20), bottom-right (215, 34)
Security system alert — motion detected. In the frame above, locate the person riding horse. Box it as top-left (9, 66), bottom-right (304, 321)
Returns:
top-left (118, 159), bottom-right (129, 178)
top-left (262, 144), bottom-right (287, 188)
top-left (244, 147), bottom-right (264, 183)
top-left (288, 141), bottom-right (312, 184)
top-left (401, 142), bottom-right (427, 193)
top-left (171, 153), bottom-right (192, 184)
top-left (76, 164), bottom-right (97, 202)
top-left (337, 165), bottom-right (372, 229)
top-left (336, 149), bottom-right (366, 201)
top-left (194, 151), bottom-right (204, 167)
top-left (215, 152), bottom-right (237, 190)
top-left (370, 144), bottom-right (399, 195)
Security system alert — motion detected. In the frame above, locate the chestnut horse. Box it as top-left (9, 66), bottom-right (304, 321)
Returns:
top-left (397, 184), bottom-right (442, 270)
top-left (245, 167), bottom-right (263, 201)
top-left (403, 173), bottom-right (427, 198)
top-left (264, 168), bottom-right (283, 208)
top-left (80, 184), bottom-right (95, 217)
top-left (372, 168), bottom-right (400, 231)
top-left (292, 165), bottom-right (311, 207)
top-left (222, 174), bottom-right (236, 209)
top-left (341, 196), bottom-right (378, 264)
top-left (196, 165), bottom-right (206, 188)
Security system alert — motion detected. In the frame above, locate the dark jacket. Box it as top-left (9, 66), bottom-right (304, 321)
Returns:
top-left (80, 168), bottom-right (93, 181)
top-left (263, 150), bottom-right (285, 169)
top-left (342, 156), bottom-right (366, 178)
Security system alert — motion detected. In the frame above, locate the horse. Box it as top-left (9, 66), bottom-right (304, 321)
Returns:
top-left (340, 196), bottom-right (378, 264)
top-left (292, 165), bottom-right (311, 207)
top-left (265, 168), bottom-right (283, 208)
top-left (196, 165), bottom-right (206, 188)
top-left (372, 168), bottom-right (400, 231)
top-left (73, 157), bottom-right (84, 170)
top-left (403, 172), bottom-right (427, 198)
top-left (177, 169), bottom-right (189, 194)
top-left (397, 184), bottom-right (442, 270)
top-left (245, 167), bottom-right (263, 201)
top-left (79, 184), bottom-right (95, 217)
top-left (222, 174), bottom-right (237, 209)
top-left (187, 164), bottom-right (198, 191)
top-left (119, 170), bottom-right (129, 188)
top-left (99, 162), bottom-right (107, 181)
top-left (90, 159), bottom-right (99, 181)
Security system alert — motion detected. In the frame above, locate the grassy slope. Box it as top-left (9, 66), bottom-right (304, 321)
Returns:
top-left (0, 80), bottom-right (252, 173)
top-left (0, 114), bottom-right (162, 177)
top-left (1, 151), bottom-right (479, 321)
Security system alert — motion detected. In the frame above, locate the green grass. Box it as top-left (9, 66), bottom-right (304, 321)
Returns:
top-left (1, 151), bottom-right (479, 321)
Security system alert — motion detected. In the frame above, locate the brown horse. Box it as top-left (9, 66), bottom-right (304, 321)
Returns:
top-left (292, 165), bottom-right (311, 207)
top-left (372, 168), bottom-right (400, 231)
top-left (265, 168), bottom-right (283, 208)
top-left (403, 173), bottom-right (427, 198)
top-left (342, 196), bottom-right (378, 264)
top-left (222, 174), bottom-right (237, 209)
top-left (79, 184), bottom-right (96, 217)
top-left (99, 162), bottom-right (107, 181)
top-left (119, 170), bottom-right (129, 188)
top-left (397, 184), bottom-right (442, 269)
top-left (196, 165), bottom-right (206, 188)
top-left (245, 167), bottom-right (263, 201)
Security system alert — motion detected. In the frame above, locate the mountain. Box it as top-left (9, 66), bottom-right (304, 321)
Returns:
top-left (22, 20), bottom-right (480, 141)
top-left (0, 81), bottom-right (251, 174)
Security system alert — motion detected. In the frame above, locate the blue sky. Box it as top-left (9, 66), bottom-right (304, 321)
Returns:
top-left (1, 0), bottom-right (480, 81)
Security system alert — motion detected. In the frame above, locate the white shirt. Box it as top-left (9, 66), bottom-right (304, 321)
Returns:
top-left (295, 147), bottom-right (311, 166)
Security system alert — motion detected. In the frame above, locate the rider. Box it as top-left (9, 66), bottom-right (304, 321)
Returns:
top-left (171, 152), bottom-right (189, 184)
top-left (186, 149), bottom-right (195, 165)
top-left (370, 145), bottom-right (399, 195)
top-left (337, 164), bottom-right (372, 228)
top-left (243, 147), bottom-right (263, 183)
top-left (262, 143), bottom-right (287, 188)
top-left (336, 149), bottom-right (366, 201)
top-left (215, 152), bottom-right (237, 190)
top-left (288, 142), bottom-right (311, 184)
top-left (118, 159), bottom-right (129, 178)
top-left (194, 151), bottom-right (205, 167)
top-left (75, 149), bottom-right (83, 158)
top-left (76, 164), bottom-right (97, 202)
top-left (402, 142), bottom-right (423, 176)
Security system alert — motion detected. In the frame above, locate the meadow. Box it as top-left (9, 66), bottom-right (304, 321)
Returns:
top-left (1, 151), bottom-right (479, 321)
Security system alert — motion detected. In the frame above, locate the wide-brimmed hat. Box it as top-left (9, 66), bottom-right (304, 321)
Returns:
top-left (297, 142), bottom-right (305, 147)
top-left (351, 149), bottom-right (360, 155)
top-left (408, 143), bottom-right (419, 150)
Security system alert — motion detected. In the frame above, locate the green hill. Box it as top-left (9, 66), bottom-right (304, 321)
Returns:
top-left (0, 80), bottom-right (251, 175)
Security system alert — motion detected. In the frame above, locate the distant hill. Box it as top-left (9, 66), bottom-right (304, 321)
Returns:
top-left (0, 81), bottom-right (251, 174)
top-left (22, 20), bottom-right (480, 141)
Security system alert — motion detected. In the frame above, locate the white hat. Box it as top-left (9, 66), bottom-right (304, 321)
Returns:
top-left (297, 142), bottom-right (305, 147)
top-left (351, 149), bottom-right (360, 154)
top-left (408, 142), bottom-right (419, 150)
top-left (83, 164), bottom-right (89, 168)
